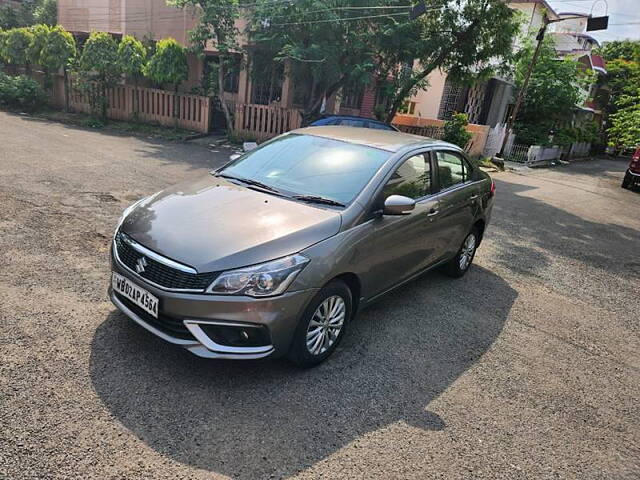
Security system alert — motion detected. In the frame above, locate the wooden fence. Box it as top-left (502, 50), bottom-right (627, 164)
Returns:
top-left (63, 80), bottom-right (211, 133)
top-left (233, 103), bottom-right (302, 141)
top-left (392, 114), bottom-right (490, 157)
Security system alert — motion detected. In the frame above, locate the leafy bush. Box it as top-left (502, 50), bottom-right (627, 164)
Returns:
top-left (0, 72), bottom-right (46, 110)
top-left (28, 23), bottom-right (50, 66)
top-left (608, 105), bottom-right (640, 149)
top-left (442, 112), bottom-right (472, 148)
top-left (3, 27), bottom-right (33, 67)
top-left (78, 31), bottom-right (121, 119)
top-left (513, 122), bottom-right (550, 146)
top-left (144, 38), bottom-right (187, 120)
top-left (144, 38), bottom-right (188, 87)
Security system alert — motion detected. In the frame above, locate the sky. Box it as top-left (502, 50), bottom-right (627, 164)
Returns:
top-left (548, 0), bottom-right (640, 43)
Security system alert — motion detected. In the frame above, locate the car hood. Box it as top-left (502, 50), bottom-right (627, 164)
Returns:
top-left (121, 176), bottom-right (342, 272)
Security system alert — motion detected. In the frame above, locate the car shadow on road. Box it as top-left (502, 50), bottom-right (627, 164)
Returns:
top-left (90, 265), bottom-right (515, 479)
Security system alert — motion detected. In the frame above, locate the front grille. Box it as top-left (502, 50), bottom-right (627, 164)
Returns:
top-left (116, 292), bottom-right (194, 340)
top-left (115, 232), bottom-right (218, 291)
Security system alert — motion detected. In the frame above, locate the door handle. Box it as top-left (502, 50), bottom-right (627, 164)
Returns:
top-left (469, 194), bottom-right (479, 201)
top-left (427, 208), bottom-right (439, 216)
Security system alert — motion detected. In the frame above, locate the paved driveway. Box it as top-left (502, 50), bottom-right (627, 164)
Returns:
top-left (1, 111), bottom-right (639, 479)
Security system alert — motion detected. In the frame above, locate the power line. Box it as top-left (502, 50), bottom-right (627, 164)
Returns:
top-left (269, 8), bottom-right (443, 26)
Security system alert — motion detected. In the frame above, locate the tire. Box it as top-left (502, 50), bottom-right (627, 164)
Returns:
top-left (288, 280), bottom-right (352, 368)
top-left (621, 172), bottom-right (632, 190)
top-left (443, 227), bottom-right (479, 278)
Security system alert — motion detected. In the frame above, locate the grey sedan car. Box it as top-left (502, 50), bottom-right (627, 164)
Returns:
top-left (109, 127), bottom-right (495, 367)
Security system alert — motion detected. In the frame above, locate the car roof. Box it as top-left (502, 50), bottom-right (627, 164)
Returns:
top-left (292, 126), bottom-right (457, 153)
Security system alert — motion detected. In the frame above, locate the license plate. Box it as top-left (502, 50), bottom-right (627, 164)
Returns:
top-left (112, 272), bottom-right (159, 318)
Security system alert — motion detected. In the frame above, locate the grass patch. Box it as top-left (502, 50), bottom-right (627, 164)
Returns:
top-left (30, 109), bottom-right (199, 141)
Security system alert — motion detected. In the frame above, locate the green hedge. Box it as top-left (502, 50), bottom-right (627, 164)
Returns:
top-left (0, 71), bottom-right (46, 110)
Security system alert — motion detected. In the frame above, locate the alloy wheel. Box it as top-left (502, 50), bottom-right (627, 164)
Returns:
top-left (306, 295), bottom-right (346, 356)
top-left (459, 233), bottom-right (477, 271)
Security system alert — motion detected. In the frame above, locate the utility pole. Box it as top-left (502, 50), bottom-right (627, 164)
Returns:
top-left (495, 21), bottom-right (547, 159)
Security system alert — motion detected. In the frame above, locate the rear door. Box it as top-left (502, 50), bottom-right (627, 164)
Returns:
top-left (432, 150), bottom-right (480, 258)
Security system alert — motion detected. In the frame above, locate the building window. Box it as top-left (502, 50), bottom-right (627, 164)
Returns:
top-left (224, 58), bottom-right (241, 94)
top-left (341, 83), bottom-right (364, 110)
top-left (438, 78), bottom-right (466, 121)
top-left (203, 56), bottom-right (240, 95)
top-left (251, 63), bottom-right (284, 105)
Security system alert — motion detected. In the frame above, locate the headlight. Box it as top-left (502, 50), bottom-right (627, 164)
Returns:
top-left (207, 254), bottom-right (309, 297)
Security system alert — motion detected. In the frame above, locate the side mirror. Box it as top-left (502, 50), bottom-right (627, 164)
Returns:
top-left (383, 195), bottom-right (416, 215)
top-left (229, 153), bottom-right (241, 161)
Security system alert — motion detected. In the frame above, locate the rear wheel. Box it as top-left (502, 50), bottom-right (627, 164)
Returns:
top-left (288, 280), bottom-right (352, 368)
top-left (443, 228), bottom-right (479, 278)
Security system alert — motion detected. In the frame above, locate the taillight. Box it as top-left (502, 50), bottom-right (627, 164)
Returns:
top-left (489, 180), bottom-right (496, 198)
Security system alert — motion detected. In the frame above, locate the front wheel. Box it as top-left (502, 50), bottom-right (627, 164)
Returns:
top-left (443, 228), bottom-right (479, 278)
top-left (621, 172), bottom-right (632, 189)
top-left (288, 280), bottom-right (352, 368)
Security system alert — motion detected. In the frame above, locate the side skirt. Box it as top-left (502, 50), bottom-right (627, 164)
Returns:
top-left (358, 255), bottom-right (456, 311)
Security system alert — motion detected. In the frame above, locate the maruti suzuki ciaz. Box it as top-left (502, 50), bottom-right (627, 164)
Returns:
top-left (109, 127), bottom-right (495, 367)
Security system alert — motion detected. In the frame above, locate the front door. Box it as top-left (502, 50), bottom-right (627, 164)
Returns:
top-left (359, 152), bottom-right (443, 298)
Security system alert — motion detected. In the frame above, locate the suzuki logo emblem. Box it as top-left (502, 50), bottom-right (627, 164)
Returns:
top-left (135, 256), bottom-right (148, 274)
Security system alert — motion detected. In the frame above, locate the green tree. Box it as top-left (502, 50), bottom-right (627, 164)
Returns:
top-left (143, 37), bottom-right (188, 119)
top-left (608, 105), bottom-right (640, 149)
top-left (246, 0), bottom-right (519, 124)
top-left (0, 6), bottom-right (20, 30)
top-left (118, 35), bottom-right (147, 117)
top-left (513, 38), bottom-right (587, 145)
top-left (3, 27), bottom-right (34, 72)
top-left (598, 40), bottom-right (640, 149)
top-left (602, 58), bottom-right (640, 117)
top-left (0, 1), bottom-right (55, 29)
top-left (78, 31), bottom-right (121, 120)
top-left (34, 0), bottom-right (57, 26)
top-left (246, 0), bottom-right (383, 125)
top-left (597, 40), bottom-right (640, 63)
top-left (40, 25), bottom-right (76, 111)
top-left (376, 0), bottom-right (520, 122)
top-left (170, 0), bottom-right (238, 131)
top-left (443, 113), bottom-right (472, 148)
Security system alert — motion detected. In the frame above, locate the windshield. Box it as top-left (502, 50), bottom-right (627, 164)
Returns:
top-left (219, 134), bottom-right (390, 205)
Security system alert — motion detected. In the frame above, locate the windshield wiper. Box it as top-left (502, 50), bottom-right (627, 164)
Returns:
top-left (216, 173), bottom-right (281, 194)
top-left (292, 195), bottom-right (345, 207)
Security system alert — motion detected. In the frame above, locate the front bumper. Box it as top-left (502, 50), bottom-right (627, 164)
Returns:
top-left (109, 250), bottom-right (318, 360)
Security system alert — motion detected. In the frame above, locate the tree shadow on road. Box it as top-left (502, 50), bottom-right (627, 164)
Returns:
top-left (90, 266), bottom-right (515, 479)
top-left (490, 178), bottom-right (640, 280)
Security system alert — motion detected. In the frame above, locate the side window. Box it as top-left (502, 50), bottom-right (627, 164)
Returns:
top-left (368, 122), bottom-right (393, 130)
top-left (340, 119), bottom-right (366, 127)
top-left (436, 151), bottom-right (466, 190)
top-left (382, 154), bottom-right (431, 200)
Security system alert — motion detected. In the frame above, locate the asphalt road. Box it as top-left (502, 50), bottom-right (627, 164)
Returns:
top-left (1, 111), bottom-right (639, 480)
